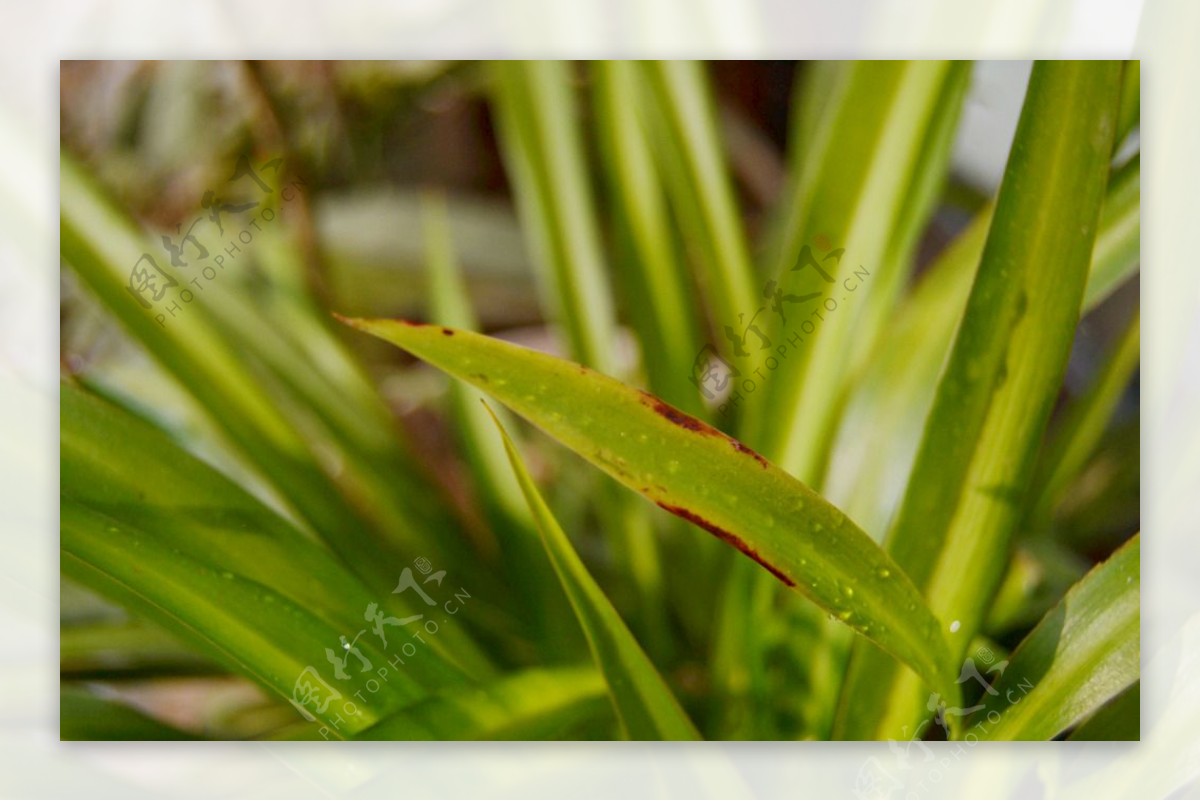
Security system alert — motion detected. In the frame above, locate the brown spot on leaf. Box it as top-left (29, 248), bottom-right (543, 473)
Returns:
top-left (441, 327), bottom-right (455, 336)
top-left (656, 501), bottom-right (795, 587)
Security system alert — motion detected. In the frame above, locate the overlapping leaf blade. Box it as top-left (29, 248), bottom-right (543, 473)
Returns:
top-left (971, 535), bottom-right (1139, 740)
top-left (487, 405), bottom-right (700, 740)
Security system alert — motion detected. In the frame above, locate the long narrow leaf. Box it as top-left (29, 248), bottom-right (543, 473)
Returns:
top-left (1030, 307), bottom-right (1140, 523)
top-left (640, 61), bottom-right (758, 356)
top-left (592, 60), bottom-right (706, 418)
top-left (487, 404), bottom-right (700, 740)
top-left (59, 153), bottom-right (481, 604)
top-left (336, 317), bottom-right (962, 705)
top-left (971, 535), bottom-right (1139, 740)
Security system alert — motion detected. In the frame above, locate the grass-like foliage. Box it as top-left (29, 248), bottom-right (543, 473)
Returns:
top-left (60, 60), bottom-right (1139, 740)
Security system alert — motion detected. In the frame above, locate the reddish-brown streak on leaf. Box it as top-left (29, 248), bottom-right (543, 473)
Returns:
top-left (655, 501), bottom-right (796, 587)
top-left (441, 327), bottom-right (455, 336)
top-left (636, 390), bottom-right (770, 468)
top-left (730, 439), bottom-right (769, 468)
top-left (637, 390), bottom-right (717, 434)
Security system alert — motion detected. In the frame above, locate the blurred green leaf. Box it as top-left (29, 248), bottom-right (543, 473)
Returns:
top-left (354, 666), bottom-right (608, 740)
top-left (59, 153), bottom-right (489, 614)
top-left (489, 60), bottom-right (619, 375)
top-left (749, 61), bottom-right (958, 480)
top-left (640, 61), bottom-right (757, 367)
top-left (62, 382), bottom-right (482, 733)
top-left (1030, 307), bottom-right (1139, 524)
top-left (593, 61), bottom-right (706, 418)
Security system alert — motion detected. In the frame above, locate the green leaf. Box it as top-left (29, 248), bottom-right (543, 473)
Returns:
top-left (59, 152), bottom-right (481, 606)
top-left (1068, 680), bottom-right (1140, 741)
top-left (355, 666), bottom-right (609, 740)
top-left (1029, 307), bottom-right (1139, 523)
top-left (61, 382), bottom-right (482, 733)
top-left (336, 316), bottom-right (961, 706)
top-left (640, 61), bottom-right (758, 358)
top-left (748, 61), bottom-right (958, 480)
top-left (489, 60), bottom-right (619, 375)
top-left (971, 535), bottom-right (1139, 740)
top-left (834, 60), bottom-right (1124, 740)
top-left (984, 540), bottom-right (1090, 637)
top-left (1115, 60), bottom-right (1140, 151)
top-left (486, 402), bottom-right (700, 740)
top-left (1084, 153), bottom-right (1140, 310)
top-left (592, 60), bottom-right (706, 418)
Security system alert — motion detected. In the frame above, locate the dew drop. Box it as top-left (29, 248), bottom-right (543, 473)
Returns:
top-left (838, 610), bottom-right (853, 621)
top-left (877, 568), bottom-right (891, 579)
top-left (949, 619), bottom-right (961, 633)
top-left (843, 586), bottom-right (855, 598)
